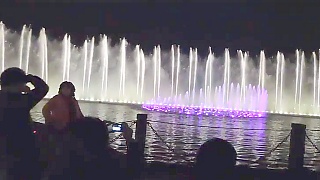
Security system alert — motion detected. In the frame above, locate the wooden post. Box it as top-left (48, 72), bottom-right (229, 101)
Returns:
top-left (288, 123), bottom-right (306, 169)
top-left (126, 114), bottom-right (147, 178)
top-left (135, 114), bottom-right (147, 159)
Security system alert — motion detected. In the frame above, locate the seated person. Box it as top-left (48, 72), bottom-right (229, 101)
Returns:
top-left (193, 138), bottom-right (237, 180)
top-left (42, 81), bottom-right (84, 132)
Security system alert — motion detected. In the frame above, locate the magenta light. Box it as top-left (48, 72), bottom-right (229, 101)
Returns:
top-left (142, 104), bottom-right (267, 118)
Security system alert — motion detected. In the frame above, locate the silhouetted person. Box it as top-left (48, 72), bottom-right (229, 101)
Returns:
top-left (0, 67), bottom-right (49, 180)
top-left (42, 81), bottom-right (84, 131)
top-left (194, 138), bottom-right (237, 180)
top-left (68, 117), bottom-right (135, 179)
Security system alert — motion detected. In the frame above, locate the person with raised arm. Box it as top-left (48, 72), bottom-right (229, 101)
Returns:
top-left (0, 67), bottom-right (49, 180)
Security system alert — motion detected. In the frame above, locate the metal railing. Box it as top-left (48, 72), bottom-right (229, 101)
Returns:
top-left (108, 115), bottom-right (320, 169)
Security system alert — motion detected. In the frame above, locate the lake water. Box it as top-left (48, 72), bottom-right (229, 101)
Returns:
top-left (31, 101), bottom-right (320, 170)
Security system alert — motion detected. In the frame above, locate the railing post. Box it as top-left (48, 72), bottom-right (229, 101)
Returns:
top-left (127, 114), bottom-right (147, 178)
top-left (288, 123), bottom-right (306, 169)
top-left (135, 114), bottom-right (147, 160)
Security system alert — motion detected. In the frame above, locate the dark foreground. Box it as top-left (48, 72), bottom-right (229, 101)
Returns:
top-left (32, 122), bottom-right (320, 180)
top-left (142, 162), bottom-right (320, 179)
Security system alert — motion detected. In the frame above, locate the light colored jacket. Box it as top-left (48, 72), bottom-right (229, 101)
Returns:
top-left (42, 95), bottom-right (84, 130)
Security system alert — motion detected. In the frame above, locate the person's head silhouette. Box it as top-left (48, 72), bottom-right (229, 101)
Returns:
top-left (0, 67), bottom-right (28, 86)
top-left (58, 81), bottom-right (76, 97)
top-left (195, 138), bottom-right (237, 179)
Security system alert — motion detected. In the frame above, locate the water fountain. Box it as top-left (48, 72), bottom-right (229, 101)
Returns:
top-left (2, 22), bottom-right (320, 117)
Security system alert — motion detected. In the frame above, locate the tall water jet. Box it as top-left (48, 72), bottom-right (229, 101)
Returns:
top-left (82, 40), bottom-right (88, 94)
top-left (39, 28), bottom-right (48, 83)
top-left (175, 46), bottom-right (180, 98)
top-left (209, 47), bottom-right (213, 102)
top-left (259, 50), bottom-right (266, 90)
top-left (204, 52), bottom-right (210, 103)
top-left (188, 48), bottom-right (193, 100)
top-left (119, 38), bottom-right (126, 98)
top-left (279, 54), bottom-right (285, 111)
top-left (67, 35), bottom-right (71, 81)
top-left (223, 49), bottom-right (230, 105)
top-left (204, 48), bottom-right (214, 105)
top-left (275, 52), bottom-right (281, 110)
top-left (313, 52), bottom-right (317, 109)
top-left (171, 45), bottom-right (175, 98)
top-left (136, 45), bottom-right (141, 96)
top-left (62, 34), bottom-right (68, 81)
top-left (0, 22), bottom-right (5, 72)
top-left (140, 49), bottom-right (145, 99)
top-left (318, 49), bottom-right (320, 108)
top-left (87, 37), bottom-right (95, 92)
top-left (157, 45), bottom-right (161, 98)
top-left (299, 52), bottom-right (305, 111)
top-left (153, 46), bottom-right (157, 99)
top-left (294, 50), bottom-right (300, 107)
top-left (25, 29), bottom-right (32, 74)
top-left (101, 35), bottom-right (109, 100)
top-left (239, 51), bottom-right (247, 103)
top-left (19, 25), bottom-right (26, 69)
top-left (192, 49), bottom-right (198, 104)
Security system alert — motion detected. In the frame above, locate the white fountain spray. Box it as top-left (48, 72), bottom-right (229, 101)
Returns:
top-left (140, 49), bottom-right (145, 99)
top-left (87, 37), bottom-right (95, 93)
top-left (175, 46), bottom-right (180, 98)
top-left (62, 34), bottom-right (68, 81)
top-left (66, 35), bottom-right (71, 81)
top-left (204, 52), bottom-right (210, 103)
top-left (119, 38), bottom-right (126, 98)
top-left (7, 21), bottom-right (320, 115)
top-left (318, 50), bottom-right (320, 108)
top-left (294, 50), bottom-right (300, 107)
top-left (0, 22), bottom-right (5, 72)
top-left (45, 32), bottom-right (49, 83)
top-left (188, 48), bottom-right (193, 100)
top-left (25, 29), bottom-right (32, 74)
top-left (19, 25), bottom-right (26, 69)
top-left (157, 45), bottom-right (161, 98)
top-left (136, 45), bottom-right (141, 96)
top-left (101, 35), bottom-right (109, 100)
top-left (313, 52), bottom-right (317, 109)
top-left (223, 49), bottom-right (231, 105)
top-left (171, 45), bottom-right (175, 98)
top-left (239, 51), bottom-right (247, 104)
top-left (275, 52), bottom-right (281, 110)
top-left (39, 28), bottom-right (48, 83)
top-left (258, 51), bottom-right (266, 90)
top-left (192, 49), bottom-right (198, 105)
top-left (279, 54), bottom-right (285, 111)
top-left (153, 46), bottom-right (157, 99)
top-left (82, 40), bottom-right (88, 94)
top-left (299, 52), bottom-right (305, 111)
top-left (204, 48), bottom-right (214, 106)
top-left (209, 47), bottom-right (213, 103)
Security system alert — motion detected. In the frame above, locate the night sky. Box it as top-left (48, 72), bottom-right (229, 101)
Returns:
top-left (0, 1), bottom-right (320, 56)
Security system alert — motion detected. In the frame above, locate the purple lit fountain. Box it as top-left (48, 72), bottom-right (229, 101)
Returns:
top-left (142, 83), bottom-right (268, 118)
top-left (142, 48), bottom-right (268, 118)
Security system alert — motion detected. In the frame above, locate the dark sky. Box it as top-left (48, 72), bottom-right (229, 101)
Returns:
top-left (0, 1), bottom-right (319, 56)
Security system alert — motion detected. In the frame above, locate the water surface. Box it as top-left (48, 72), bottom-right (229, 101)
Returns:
top-left (31, 101), bottom-right (320, 170)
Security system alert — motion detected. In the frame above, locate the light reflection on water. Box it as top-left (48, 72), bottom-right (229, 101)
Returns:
top-left (31, 101), bottom-right (320, 170)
